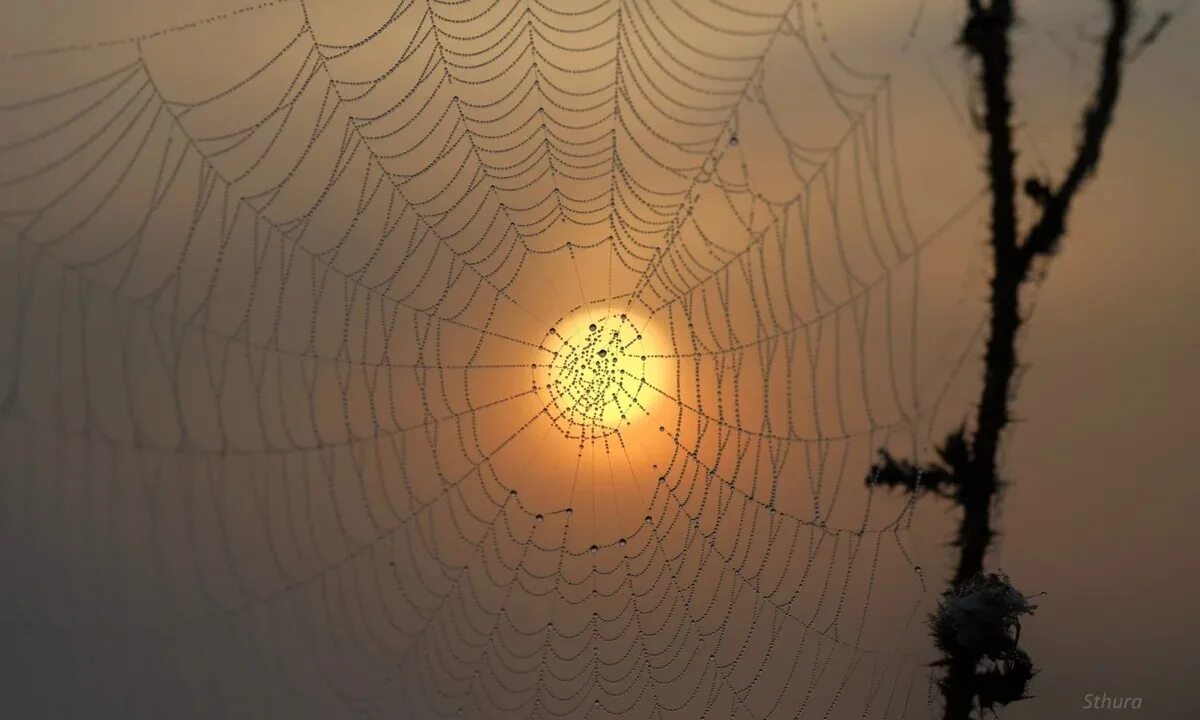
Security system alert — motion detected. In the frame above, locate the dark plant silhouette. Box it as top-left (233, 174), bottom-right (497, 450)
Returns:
top-left (866, 1), bottom-right (1149, 717)
top-left (931, 572), bottom-right (1038, 717)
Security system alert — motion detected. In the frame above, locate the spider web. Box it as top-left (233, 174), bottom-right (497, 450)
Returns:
top-left (0, 0), bottom-right (989, 717)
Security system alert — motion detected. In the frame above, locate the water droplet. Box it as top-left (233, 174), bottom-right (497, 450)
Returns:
top-left (644, 515), bottom-right (652, 524)
top-left (535, 514), bottom-right (544, 523)
top-left (618, 538), bottom-right (627, 547)
top-left (589, 323), bottom-right (597, 332)
top-left (598, 349), bottom-right (607, 357)
top-left (565, 507), bottom-right (573, 515)
top-left (549, 328), bottom-right (556, 335)
top-left (589, 545), bottom-right (598, 555)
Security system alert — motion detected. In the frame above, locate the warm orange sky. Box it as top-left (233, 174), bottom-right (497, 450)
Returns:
top-left (0, 1), bottom-right (1196, 718)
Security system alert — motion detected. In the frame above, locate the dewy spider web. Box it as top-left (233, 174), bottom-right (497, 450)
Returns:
top-left (0, 0), bottom-right (988, 717)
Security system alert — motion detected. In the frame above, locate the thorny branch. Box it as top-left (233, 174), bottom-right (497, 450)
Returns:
top-left (866, 1), bottom-right (1138, 717)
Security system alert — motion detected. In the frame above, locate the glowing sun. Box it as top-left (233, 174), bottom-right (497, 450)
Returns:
top-left (535, 310), bottom-right (667, 437)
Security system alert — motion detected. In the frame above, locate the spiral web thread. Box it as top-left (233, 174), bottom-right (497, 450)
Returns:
top-left (0, 0), bottom-right (989, 717)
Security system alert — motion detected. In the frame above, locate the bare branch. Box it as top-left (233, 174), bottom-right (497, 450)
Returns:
top-left (1021, 0), bottom-right (1131, 262)
top-left (1129, 11), bottom-right (1173, 62)
top-left (866, 2), bottom-right (1136, 717)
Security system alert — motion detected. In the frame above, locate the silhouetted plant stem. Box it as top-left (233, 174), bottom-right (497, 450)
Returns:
top-left (868, 1), bottom-right (1134, 717)
top-left (943, 650), bottom-right (981, 720)
top-left (957, 0), bottom-right (1130, 590)
top-left (957, 0), bottom-right (1019, 589)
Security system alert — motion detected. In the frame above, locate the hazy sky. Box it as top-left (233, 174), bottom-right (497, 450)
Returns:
top-left (0, 1), bottom-right (1197, 718)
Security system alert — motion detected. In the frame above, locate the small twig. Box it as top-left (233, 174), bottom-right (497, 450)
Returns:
top-left (1021, 0), bottom-right (1131, 263)
top-left (1129, 11), bottom-right (1173, 61)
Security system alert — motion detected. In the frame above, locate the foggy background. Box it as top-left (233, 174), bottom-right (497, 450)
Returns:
top-left (0, 0), bottom-right (1197, 717)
